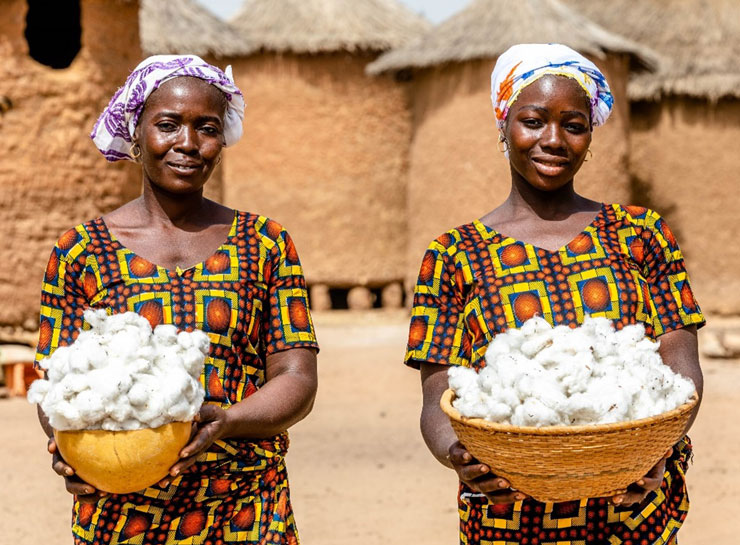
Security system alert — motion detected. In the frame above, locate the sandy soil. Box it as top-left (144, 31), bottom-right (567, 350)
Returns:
top-left (2, 310), bottom-right (737, 544)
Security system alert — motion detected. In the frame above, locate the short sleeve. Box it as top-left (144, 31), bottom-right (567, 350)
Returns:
top-left (35, 229), bottom-right (89, 367)
top-left (404, 236), bottom-right (469, 369)
top-left (260, 221), bottom-right (319, 355)
top-left (641, 212), bottom-right (705, 336)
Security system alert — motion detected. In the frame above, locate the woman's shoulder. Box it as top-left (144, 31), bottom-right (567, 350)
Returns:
top-left (425, 220), bottom-right (492, 256)
top-left (608, 203), bottom-right (668, 229)
top-left (50, 218), bottom-right (106, 262)
top-left (234, 211), bottom-right (294, 249)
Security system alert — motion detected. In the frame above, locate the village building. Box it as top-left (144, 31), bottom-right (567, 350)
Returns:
top-left (564, 0), bottom-right (740, 314)
top-left (368, 0), bottom-right (657, 291)
top-left (224, 0), bottom-right (429, 309)
top-left (0, 0), bottom-right (142, 335)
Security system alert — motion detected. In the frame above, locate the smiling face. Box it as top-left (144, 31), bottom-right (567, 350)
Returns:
top-left (133, 77), bottom-right (227, 195)
top-left (503, 75), bottom-right (592, 192)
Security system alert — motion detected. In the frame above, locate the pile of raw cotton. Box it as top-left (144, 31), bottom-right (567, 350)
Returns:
top-left (28, 310), bottom-right (209, 431)
top-left (449, 316), bottom-right (695, 427)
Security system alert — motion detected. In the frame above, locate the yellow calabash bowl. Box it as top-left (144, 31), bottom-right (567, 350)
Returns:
top-left (53, 422), bottom-right (192, 494)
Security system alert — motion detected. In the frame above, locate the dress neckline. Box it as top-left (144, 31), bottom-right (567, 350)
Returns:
top-left (98, 210), bottom-right (239, 276)
top-left (473, 203), bottom-right (607, 253)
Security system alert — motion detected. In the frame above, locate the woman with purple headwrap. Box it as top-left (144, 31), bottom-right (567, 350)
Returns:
top-left (35, 55), bottom-right (318, 544)
top-left (404, 44), bottom-right (704, 544)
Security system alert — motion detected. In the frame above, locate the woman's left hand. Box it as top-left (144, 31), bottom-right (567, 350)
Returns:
top-left (610, 447), bottom-right (672, 506)
top-left (160, 404), bottom-right (232, 485)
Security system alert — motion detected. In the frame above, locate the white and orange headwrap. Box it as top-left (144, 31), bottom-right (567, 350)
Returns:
top-left (490, 43), bottom-right (613, 131)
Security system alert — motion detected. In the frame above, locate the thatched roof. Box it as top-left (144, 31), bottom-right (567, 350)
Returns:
top-left (140, 0), bottom-right (253, 57)
top-left (367, 0), bottom-right (658, 75)
top-left (564, 0), bottom-right (740, 100)
top-left (229, 0), bottom-right (431, 54)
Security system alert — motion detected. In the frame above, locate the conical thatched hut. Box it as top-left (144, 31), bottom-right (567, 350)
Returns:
top-left (368, 0), bottom-right (657, 292)
top-left (0, 0), bottom-right (142, 335)
top-left (224, 0), bottom-right (430, 308)
top-left (563, 0), bottom-right (740, 314)
top-left (140, 0), bottom-right (248, 58)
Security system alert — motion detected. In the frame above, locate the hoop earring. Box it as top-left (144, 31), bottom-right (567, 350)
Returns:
top-left (497, 135), bottom-right (509, 154)
top-left (584, 149), bottom-right (593, 162)
top-left (130, 143), bottom-right (142, 161)
top-left (215, 154), bottom-right (222, 166)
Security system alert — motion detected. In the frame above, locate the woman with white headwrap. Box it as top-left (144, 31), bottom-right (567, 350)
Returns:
top-left (35, 55), bottom-right (318, 544)
top-left (404, 44), bottom-right (703, 544)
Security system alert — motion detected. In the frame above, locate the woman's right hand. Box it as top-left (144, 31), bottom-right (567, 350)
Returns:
top-left (449, 441), bottom-right (528, 504)
top-left (48, 437), bottom-right (107, 504)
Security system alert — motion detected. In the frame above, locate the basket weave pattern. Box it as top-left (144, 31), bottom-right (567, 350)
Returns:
top-left (441, 389), bottom-right (698, 503)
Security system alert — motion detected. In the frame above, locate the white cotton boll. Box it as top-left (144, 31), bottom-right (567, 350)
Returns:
top-left (59, 374), bottom-right (89, 399)
top-left (558, 353), bottom-right (595, 395)
top-left (109, 399), bottom-right (132, 423)
top-left (177, 331), bottom-right (194, 349)
top-left (485, 335), bottom-right (513, 360)
top-left (106, 330), bottom-right (141, 360)
top-left (501, 327), bottom-right (525, 349)
top-left (483, 397), bottom-right (513, 422)
top-left (167, 398), bottom-right (194, 421)
top-left (615, 323), bottom-right (646, 346)
top-left (520, 330), bottom-right (554, 358)
top-left (182, 347), bottom-right (207, 379)
top-left (27, 379), bottom-right (51, 404)
top-left (101, 418), bottom-right (119, 431)
top-left (83, 309), bottom-right (109, 333)
top-left (120, 419), bottom-right (142, 431)
top-left (527, 380), bottom-right (568, 412)
top-left (74, 389), bottom-right (106, 426)
top-left (153, 324), bottom-right (178, 345)
top-left (448, 366), bottom-right (479, 394)
top-left (519, 316), bottom-right (552, 337)
top-left (86, 368), bottom-right (120, 404)
top-left (476, 366), bottom-right (500, 394)
top-left (522, 398), bottom-right (564, 427)
top-left (671, 375), bottom-right (696, 404)
top-left (565, 393), bottom-right (602, 425)
top-left (153, 349), bottom-right (183, 372)
top-left (453, 393), bottom-right (489, 419)
top-left (190, 330), bottom-right (211, 355)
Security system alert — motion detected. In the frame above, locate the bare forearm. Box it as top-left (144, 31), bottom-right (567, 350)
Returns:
top-left (421, 403), bottom-right (458, 469)
top-left (37, 405), bottom-right (53, 438)
top-left (222, 359), bottom-right (317, 440)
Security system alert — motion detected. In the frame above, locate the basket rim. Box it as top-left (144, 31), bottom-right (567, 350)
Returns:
top-left (440, 388), bottom-right (698, 435)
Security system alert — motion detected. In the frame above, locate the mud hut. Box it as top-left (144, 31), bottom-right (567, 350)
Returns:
top-left (564, 0), bottom-right (740, 314)
top-left (0, 0), bottom-right (142, 336)
top-left (368, 0), bottom-right (657, 291)
top-left (225, 0), bottom-right (430, 309)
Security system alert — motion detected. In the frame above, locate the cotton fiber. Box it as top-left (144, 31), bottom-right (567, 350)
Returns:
top-left (28, 310), bottom-right (209, 431)
top-left (449, 316), bottom-right (695, 427)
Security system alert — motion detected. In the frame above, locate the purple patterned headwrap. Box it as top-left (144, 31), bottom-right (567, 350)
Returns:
top-left (91, 55), bottom-right (245, 162)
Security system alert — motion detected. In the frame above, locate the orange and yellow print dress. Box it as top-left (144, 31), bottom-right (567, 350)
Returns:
top-left (405, 204), bottom-right (705, 545)
top-left (35, 211), bottom-right (318, 545)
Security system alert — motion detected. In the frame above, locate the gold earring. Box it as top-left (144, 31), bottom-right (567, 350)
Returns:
top-left (584, 149), bottom-right (593, 162)
top-left (130, 143), bottom-right (142, 160)
top-left (497, 135), bottom-right (509, 154)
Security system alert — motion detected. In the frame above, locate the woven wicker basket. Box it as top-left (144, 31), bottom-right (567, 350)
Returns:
top-left (440, 389), bottom-right (698, 503)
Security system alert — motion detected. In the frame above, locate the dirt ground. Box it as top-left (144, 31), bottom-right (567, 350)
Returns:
top-left (2, 310), bottom-right (738, 544)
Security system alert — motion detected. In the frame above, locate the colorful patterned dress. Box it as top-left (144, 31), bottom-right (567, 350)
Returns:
top-left (405, 204), bottom-right (705, 545)
top-left (35, 211), bottom-right (318, 545)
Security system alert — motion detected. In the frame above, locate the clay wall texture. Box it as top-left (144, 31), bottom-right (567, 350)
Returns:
top-left (404, 55), bottom-right (632, 286)
top-left (222, 53), bottom-right (410, 288)
top-left (0, 0), bottom-right (141, 328)
top-left (629, 98), bottom-right (740, 314)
